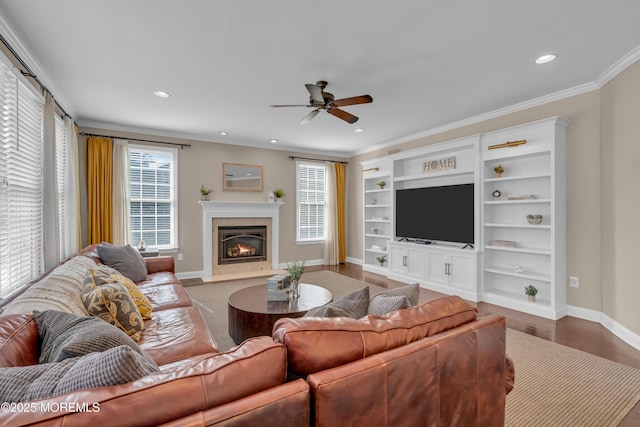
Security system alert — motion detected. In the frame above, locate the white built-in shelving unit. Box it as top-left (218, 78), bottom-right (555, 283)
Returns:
top-left (480, 116), bottom-right (568, 319)
top-left (360, 116), bottom-right (569, 319)
top-left (361, 159), bottom-right (392, 274)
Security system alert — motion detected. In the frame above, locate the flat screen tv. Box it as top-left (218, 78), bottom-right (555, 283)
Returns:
top-left (395, 184), bottom-right (474, 245)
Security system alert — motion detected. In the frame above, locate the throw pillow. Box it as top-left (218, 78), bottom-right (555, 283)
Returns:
top-left (367, 295), bottom-right (412, 316)
top-left (305, 287), bottom-right (370, 319)
top-left (367, 283), bottom-right (420, 315)
top-left (82, 271), bottom-right (145, 341)
top-left (96, 243), bottom-right (148, 282)
top-left (90, 265), bottom-right (152, 320)
top-left (33, 310), bottom-right (152, 364)
top-left (0, 345), bottom-right (159, 403)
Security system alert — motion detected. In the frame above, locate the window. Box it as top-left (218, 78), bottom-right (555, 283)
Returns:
top-left (296, 161), bottom-right (326, 242)
top-left (0, 55), bottom-right (44, 297)
top-left (128, 145), bottom-right (177, 250)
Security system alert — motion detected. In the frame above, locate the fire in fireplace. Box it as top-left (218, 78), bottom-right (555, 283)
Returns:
top-left (218, 226), bottom-right (267, 265)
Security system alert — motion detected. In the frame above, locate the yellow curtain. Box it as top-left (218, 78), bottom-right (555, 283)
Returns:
top-left (87, 136), bottom-right (113, 244)
top-left (335, 163), bottom-right (346, 263)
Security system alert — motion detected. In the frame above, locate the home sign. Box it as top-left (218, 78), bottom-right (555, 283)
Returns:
top-left (423, 156), bottom-right (456, 173)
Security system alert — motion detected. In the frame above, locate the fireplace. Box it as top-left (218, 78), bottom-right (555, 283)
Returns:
top-left (218, 226), bottom-right (267, 265)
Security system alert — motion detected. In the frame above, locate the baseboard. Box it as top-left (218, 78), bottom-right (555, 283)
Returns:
top-left (176, 270), bottom-right (205, 280)
top-left (568, 305), bottom-right (640, 351)
top-left (346, 256), bottom-right (363, 265)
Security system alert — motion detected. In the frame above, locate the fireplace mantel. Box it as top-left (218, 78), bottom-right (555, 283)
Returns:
top-left (199, 201), bottom-right (284, 281)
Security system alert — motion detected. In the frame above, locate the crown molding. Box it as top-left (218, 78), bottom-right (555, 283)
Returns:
top-left (350, 47), bottom-right (640, 158)
top-left (78, 119), bottom-right (350, 159)
top-left (0, 15), bottom-right (75, 118)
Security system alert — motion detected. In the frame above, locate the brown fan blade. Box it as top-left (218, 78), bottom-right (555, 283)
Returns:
top-left (305, 83), bottom-right (325, 103)
top-left (269, 104), bottom-right (311, 108)
top-left (327, 108), bottom-right (359, 124)
top-left (332, 95), bottom-right (373, 107)
top-left (299, 109), bottom-right (320, 124)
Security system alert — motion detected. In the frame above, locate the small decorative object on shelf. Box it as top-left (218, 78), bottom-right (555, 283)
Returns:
top-left (370, 227), bottom-right (379, 234)
top-left (526, 214), bottom-right (543, 225)
top-left (376, 180), bottom-right (386, 189)
top-left (268, 190), bottom-right (275, 202)
top-left (371, 197), bottom-right (377, 205)
top-left (493, 164), bottom-right (504, 178)
top-left (200, 185), bottom-right (212, 201)
top-left (514, 265), bottom-right (527, 274)
top-left (492, 190), bottom-right (502, 200)
top-left (525, 284), bottom-right (538, 302)
top-left (137, 240), bottom-right (146, 251)
top-left (287, 260), bottom-right (305, 299)
top-left (508, 194), bottom-right (535, 200)
top-left (376, 255), bottom-right (387, 266)
top-left (273, 189), bottom-right (285, 202)
top-left (491, 240), bottom-right (516, 247)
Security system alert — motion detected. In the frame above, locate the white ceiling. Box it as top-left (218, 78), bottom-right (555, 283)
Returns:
top-left (1, 1), bottom-right (639, 157)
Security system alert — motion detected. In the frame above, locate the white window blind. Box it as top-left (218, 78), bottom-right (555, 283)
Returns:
top-left (128, 145), bottom-right (177, 249)
top-left (54, 115), bottom-right (67, 260)
top-left (0, 58), bottom-right (44, 297)
top-left (296, 162), bottom-right (326, 242)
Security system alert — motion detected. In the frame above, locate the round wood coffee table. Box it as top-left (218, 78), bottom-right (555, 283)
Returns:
top-left (228, 283), bottom-right (332, 344)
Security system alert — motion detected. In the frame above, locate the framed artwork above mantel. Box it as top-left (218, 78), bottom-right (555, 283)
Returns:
top-left (222, 162), bottom-right (263, 192)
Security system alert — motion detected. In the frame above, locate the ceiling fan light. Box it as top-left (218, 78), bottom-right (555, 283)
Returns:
top-left (269, 139), bottom-right (278, 144)
top-left (354, 128), bottom-right (365, 133)
top-left (534, 54), bottom-right (557, 64)
top-left (153, 90), bottom-right (171, 98)
top-left (219, 131), bottom-right (229, 136)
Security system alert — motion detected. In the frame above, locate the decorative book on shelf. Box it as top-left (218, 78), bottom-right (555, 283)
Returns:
top-left (491, 240), bottom-right (516, 248)
top-left (507, 194), bottom-right (535, 200)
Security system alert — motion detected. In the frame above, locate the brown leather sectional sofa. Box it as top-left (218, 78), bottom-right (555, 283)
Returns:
top-left (0, 245), bottom-right (512, 426)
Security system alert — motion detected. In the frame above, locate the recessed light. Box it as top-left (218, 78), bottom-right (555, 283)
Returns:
top-left (269, 139), bottom-right (278, 144)
top-left (153, 90), bottom-right (171, 98)
top-left (219, 131), bottom-right (229, 136)
top-left (354, 128), bottom-right (365, 133)
top-left (534, 54), bottom-right (557, 64)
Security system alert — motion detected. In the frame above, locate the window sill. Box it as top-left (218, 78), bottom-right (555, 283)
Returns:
top-left (296, 240), bottom-right (324, 246)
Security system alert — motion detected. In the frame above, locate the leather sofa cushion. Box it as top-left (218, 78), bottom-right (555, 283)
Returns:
top-left (273, 295), bottom-right (477, 376)
top-left (0, 314), bottom-right (39, 367)
top-left (139, 306), bottom-right (218, 365)
top-left (139, 283), bottom-right (193, 311)
top-left (137, 271), bottom-right (182, 288)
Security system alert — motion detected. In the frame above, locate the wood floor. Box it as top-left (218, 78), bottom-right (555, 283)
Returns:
top-left (310, 263), bottom-right (640, 426)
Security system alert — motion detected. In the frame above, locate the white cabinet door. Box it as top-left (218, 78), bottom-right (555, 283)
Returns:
top-left (389, 245), bottom-right (408, 275)
top-left (449, 253), bottom-right (474, 290)
top-left (427, 251), bottom-right (448, 286)
top-left (406, 248), bottom-right (427, 279)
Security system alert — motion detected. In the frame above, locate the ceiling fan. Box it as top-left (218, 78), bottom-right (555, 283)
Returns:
top-left (269, 80), bottom-right (372, 124)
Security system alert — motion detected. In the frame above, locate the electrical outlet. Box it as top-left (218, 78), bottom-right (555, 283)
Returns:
top-left (178, 253), bottom-right (184, 261)
top-left (570, 276), bottom-right (579, 288)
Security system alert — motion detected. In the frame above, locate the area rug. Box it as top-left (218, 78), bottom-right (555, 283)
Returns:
top-left (185, 270), bottom-right (640, 426)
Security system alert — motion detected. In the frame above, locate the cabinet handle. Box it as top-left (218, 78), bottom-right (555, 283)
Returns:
top-left (445, 263), bottom-right (451, 276)
top-left (403, 256), bottom-right (407, 267)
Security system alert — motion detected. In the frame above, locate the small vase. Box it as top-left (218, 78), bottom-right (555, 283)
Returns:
top-left (495, 172), bottom-right (502, 178)
top-left (528, 295), bottom-right (535, 302)
top-left (201, 194), bottom-right (209, 201)
top-left (290, 280), bottom-right (300, 299)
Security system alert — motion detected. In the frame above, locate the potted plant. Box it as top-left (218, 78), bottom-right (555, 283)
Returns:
top-left (376, 255), bottom-right (387, 266)
top-left (200, 185), bottom-right (212, 201)
top-left (525, 284), bottom-right (538, 302)
top-left (273, 189), bottom-right (285, 202)
top-left (493, 164), bottom-right (504, 178)
top-left (376, 180), bottom-right (387, 189)
top-left (287, 260), bottom-right (305, 298)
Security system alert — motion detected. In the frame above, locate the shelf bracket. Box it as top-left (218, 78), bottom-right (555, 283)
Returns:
top-left (488, 140), bottom-right (527, 150)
